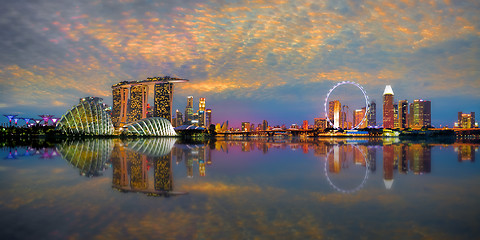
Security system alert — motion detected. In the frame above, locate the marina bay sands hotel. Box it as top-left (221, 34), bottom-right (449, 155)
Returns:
top-left (111, 76), bottom-right (188, 128)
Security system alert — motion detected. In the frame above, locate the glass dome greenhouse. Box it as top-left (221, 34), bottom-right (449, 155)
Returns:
top-left (121, 117), bottom-right (177, 136)
top-left (57, 100), bottom-right (114, 135)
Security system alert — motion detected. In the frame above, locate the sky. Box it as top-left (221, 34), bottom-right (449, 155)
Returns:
top-left (0, 0), bottom-right (479, 128)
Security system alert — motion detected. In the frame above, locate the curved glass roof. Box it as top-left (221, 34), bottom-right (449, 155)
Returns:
top-left (57, 101), bottom-right (114, 135)
top-left (122, 117), bottom-right (177, 136)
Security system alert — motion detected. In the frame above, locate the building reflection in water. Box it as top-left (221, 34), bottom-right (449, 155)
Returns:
top-left (57, 139), bottom-right (113, 177)
top-left (111, 138), bottom-right (186, 196)
top-left (455, 145), bottom-right (477, 162)
top-left (383, 143), bottom-right (433, 190)
top-left (172, 143), bottom-right (211, 178)
top-left (383, 145), bottom-right (394, 190)
top-left (50, 138), bottom-right (479, 196)
top-left (325, 144), bottom-right (369, 193)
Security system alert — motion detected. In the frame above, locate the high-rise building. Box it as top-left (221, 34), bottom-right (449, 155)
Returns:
top-left (241, 122), bottom-right (250, 132)
top-left (457, 112), bottom-right (476, 128)
top-left (367, 101), bottom-right (376, 127)
top-left (112, 87), bottom-right (129, 127)
top-left (393, 103), bottom-right (399, 128)
top-left (341, 105), bottom-right (349, 129)
top-left (408, 99), bottom-right (431, 128)
top-left (185, 96), bottom-right (193, 124)
top-left (154, 83), bottom-right (173, 122)
top-left (198, 98), bottom-right (206, 127)
top-left (112, 76), bottom-right (188, 128)
top-left (383, 85), bottom-right (394, 128)
top-left (314, 118), bottom-right (327, 130)
top-left (353, 107), bottom-right (367, 128)
top-left (205, 109), bottom-right (212, 126)
top-left (398, 100), bottom-right (408, 129)
top-left (129, 85), bottom-right (148, 122)
top-left (199, 98), bottom-right (206, 111)
top-left (302, 120), bottom-right (309, 130)
top-left (198, 110), bottom-right (205, 127)
top-left (192, 112), bottom-right (199, 126)
top-left (262, 120), bottom-right (268, 130)
top-left (175, 110), bottom-right (183, 127)
top-left (329, 100), bottom-right (341, 128)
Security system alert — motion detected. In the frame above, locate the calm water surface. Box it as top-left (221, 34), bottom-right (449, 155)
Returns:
top-left (1, 138), bottom-right (479, 239)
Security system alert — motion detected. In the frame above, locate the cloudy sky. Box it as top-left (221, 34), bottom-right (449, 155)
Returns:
top-left (0, 0), bottom-right (479, 127)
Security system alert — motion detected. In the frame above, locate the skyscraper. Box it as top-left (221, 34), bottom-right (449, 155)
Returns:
top-left (302, 120), bottom-right (309, 130)
top-left (398, 100), bottom-right (408, 129)
top-left (241, 122), bottom-right (250, 132)
top-left (262, 120), bottom-right (268, 130)
top-left (175, 109), bottom-right (183, 127)
top-left (112, 76), bottom-right (188, 128)
top-left (154, 83), bottom-right (173, 122)
top-left (383, 85), bottom-right (394, 129)
top-left (112, 87), bottom-right (129, 127)
top-left (199, 98), bottom-right (206, 111)
top-left (129, 85), bottom-right (148, 122)
top-left (457, 112), bottom-right (476, 128)
top-left (393, 103), bottom-right (399, 128)
top-left (198, 110), bottom-right (205, 127)
top-left (185, 96), bottom-right (193, 124)
top-left (314, 118), bottom-right (327, 130)
top-left (408, 99), bottom-right (431, 128)
top-left (329, 100), bottom-right (341, 128)
top-left (205, 109), bottom-right (212, 126)
top-left (367, 101), bottom-right (376, 127)
top-left (353, 107), bottom-right (366, 128)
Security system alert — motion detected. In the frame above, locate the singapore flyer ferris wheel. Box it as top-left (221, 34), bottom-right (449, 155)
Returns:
top-left (324, 81), bottom-right (370, 130)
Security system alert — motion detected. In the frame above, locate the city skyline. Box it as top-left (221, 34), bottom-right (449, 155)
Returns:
top-left (1, 0), bottom-right (479, 127)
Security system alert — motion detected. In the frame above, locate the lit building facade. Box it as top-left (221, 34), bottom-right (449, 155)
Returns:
top-left (184, 96), bottom-right (193, 124)
top-left (112, 87), bottom-right (129, 127)
top-left (111, 76), bottom-right (188, 128)
top-left (383, 85), bottom-right (395, 129)
top-left (329, 100), bottom-right (341, 128)
top-left (302, 120), bottom-right (309, 130)
top-left (408, 99), bottom-right (431, 128)
top-left (121, 117), bottom-right (177, 136)
top-left (262, 120), bottom-right (268, 130)
top-left (206, 109), bottom-right (212, 126)
top-left (457, 112), bottom-right (476, 128)
top-left (57, 98), bottom-right (114, 135)
top-left (129, 85), bottom-right (148, 122)
top-left (393, 103), bottom-right (399, 128)
top-left (398, 100), bottom-right (408, 129)
top-left (199, 98), bottom-right (205, 111)
top-left (367, 101), bottom-right (376, 127)
top-left (198, 110), bottom-right (205, 127)
top-left (353, 108), bottom-right (367, 128)
top-left (154, 83), bottom-right (173, 122)
top-left (314, 118), bottom-right (327, 130)
top-left (241, 122), bottom-right (250, 132)
top-left (175, 110), bottom-right (183, 127)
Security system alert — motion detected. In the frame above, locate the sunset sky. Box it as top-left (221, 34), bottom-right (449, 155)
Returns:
top-left (1, 0), bottom-right (479, 127)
